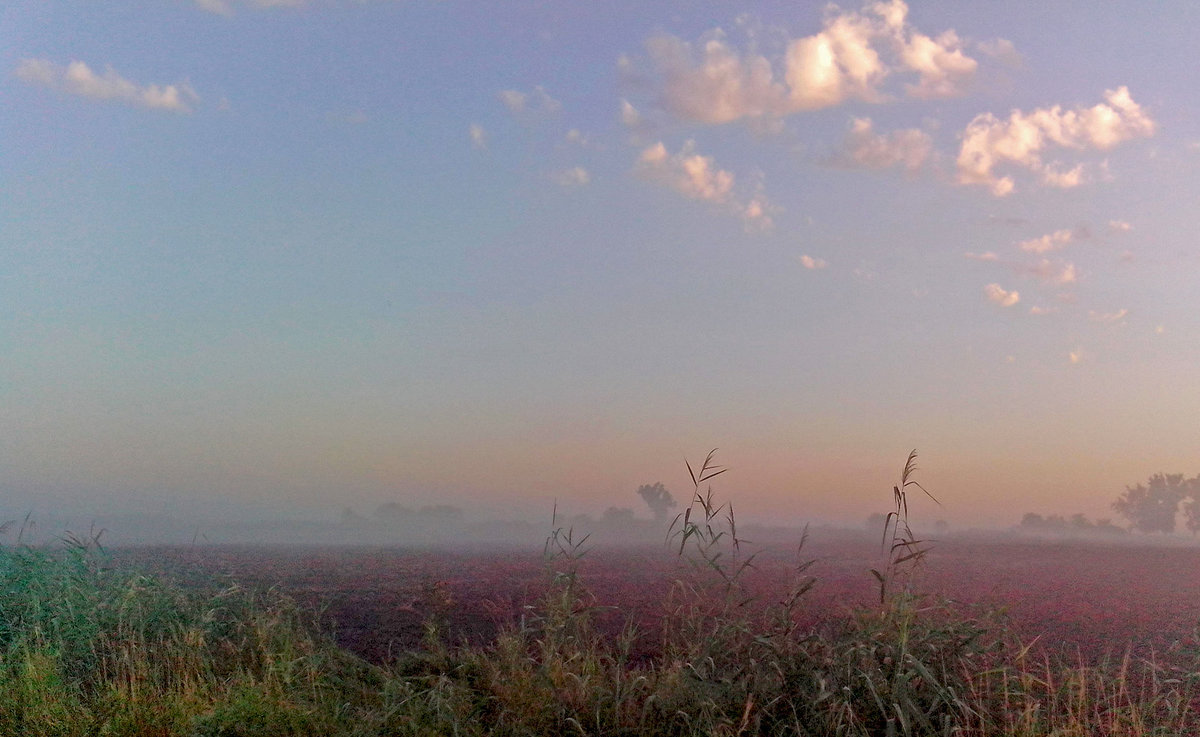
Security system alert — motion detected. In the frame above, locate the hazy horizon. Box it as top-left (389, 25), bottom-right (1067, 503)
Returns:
top-left (5, 1), bottom-right (1198, 531)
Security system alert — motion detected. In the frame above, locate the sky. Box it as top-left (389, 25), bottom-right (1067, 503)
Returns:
top-left (3, 1), bottom-right (1199, 528)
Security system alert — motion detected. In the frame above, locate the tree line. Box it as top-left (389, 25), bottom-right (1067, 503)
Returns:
top-left (1111, 472), bottom-right (1200, 534)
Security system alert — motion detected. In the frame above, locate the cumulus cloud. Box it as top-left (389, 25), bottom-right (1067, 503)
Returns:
top-left (15, 58), bottom-right (198, 113)
top-left (898, 28), bottom-right (977, 99)
top-left (636, 140), bottom-right (772, 228)
top-left (975, 38), bottom-right (1022, 67)
top-left (782, 6), bottom-right (888, 111)
top-left (831, 117), bottom-right (932, 171)
top-left (553, 166), bottom-right (591, 187)
top-left (1023, 258), bottom-right (1077, 285)
top-left (1069, 350), bottom-right (1081, 364)
top-left (619, 99), bottom-right (643, 128)
top-left (1040, 164), bottom-right (1084, 189)
top-left (1089, 308), bottom-right (1128, 323)
top-left (799, 254), bottom-right (828, 269)
top-left (644, 34), bottom-right (789, 124)
top-left (1108, 219), bottom-right (1132, 233)
top-left (1017, 228), bottom-right (1077, 254)
top-left (632, 1), bottom-right (991, 125)
top-left (984, 283), bottom-right (1020, 307)
top-left (1029, 305), bottom-right (1055, 315)
top-left (469, 123), bottom-right (487, 149)
top-left (966, 249), bottom-right (1077, 288)
top-left (956, 86), bottom-right (1155, 195)
top-left (499, 85), bottom-right (561, 117)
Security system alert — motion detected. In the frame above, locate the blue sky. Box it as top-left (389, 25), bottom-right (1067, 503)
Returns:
top-left (3, 1), bottom-right (1198, 526)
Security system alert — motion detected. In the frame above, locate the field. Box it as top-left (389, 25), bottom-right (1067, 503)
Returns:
top-left (9, 504), bottom-right (1200, 736)
top-left (113, 532), bottom-right (1200, 666)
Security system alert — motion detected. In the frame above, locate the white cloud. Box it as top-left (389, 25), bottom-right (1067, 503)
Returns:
top-left (984, 283), bottom-right (1020, 307)
top-left (636, 140), bottom-right (772, 228)
top-left (638, 141), bottom-right (733, 202)
top-left (564, 129), bottom-right (589, 147)
top-left (1069, 350), bottom-right (1081, 364)
top-left (898, 28), bottom-right (977, 99)
top-left (1040, 164), bottom-right (1084, 189)
top-left (1089, 308), bottom-right (1128, 323)
top-left (1108, 219), bottom-right (1132, 233)
top-left (1017, 228), bottom-right (1075, 254)
top-left (469, 123), bottom-right (487, 150)
top-left (619, 99), bottom-right (643, 129)
top-left (1029, 305), bottom-right (1055, 315)
top-left (634, 1), bottom-right (982, 125)
top-left (799, 254), bottom-right (828, 269)
top-left (783, 6), bottom-right (888, 110)
top-left (975, 38), bottom-right (1022, 67)
top-left (832, 117), bottom-right (932, 171)
top-left (957, 87), bottom-right (1155, 195)
top-left (499, 85), bottom-right (561, 117)
top-left (1023, 258), bottom-right (1077, 285)
top-left (553, 166), bottom-right (591, 187)
top-left (645, 34), bottom-right (790, 123)
top-left (966, 249), bottom-right (1078, 287)
top-left (15, 58), bottom-right (197, 113)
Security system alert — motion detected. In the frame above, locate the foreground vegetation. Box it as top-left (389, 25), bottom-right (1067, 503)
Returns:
top-left (5, 454), bottom-right (1200, 736)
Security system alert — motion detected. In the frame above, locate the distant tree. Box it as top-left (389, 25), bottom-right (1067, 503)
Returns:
top-left (602, 506), bottom-right (635, 526)
top-left (1183, 489), bottom-right (1200, 536)
top-left (373, 502), bottom-right (415, 521)
top-left (418, 505), bottom-right (464, 522)
top-left (1020, 513), bottom-right (1045, 529)
top-left (1112, 473), bottom-right (1192, 534)
top-left (865, 512), bottom-right (888, 532)
top-left (636, 482), bottom-right (676, 524)
top-left (567, 513), bottom-right (595, 529)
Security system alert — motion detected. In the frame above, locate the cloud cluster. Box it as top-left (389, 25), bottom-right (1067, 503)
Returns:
top-left (832, 117), bottom-right (932, 171)
top-left (16, 58), bottom-right (198, 113)
top-left (965, 251), bottom-right (1077, 286)
top-left (799, 254), bottom-right (828, 269)
top-left (1021, 258), bottom-right (1077, 285)
top-left (553, 167), bottom-right (591, 187)
top-left (499, 86), bottom-right (562, 117)
top-left (636, 0), bottom-right (989, 125)
top-left (984, 283), bottom-right (1019, 307)
top-left (956, 86), bottom-right (1155, 196)
top-left (1017, 228), bottom-right (1079, 254)
top-left (636, 141), bottom-right (772, 228)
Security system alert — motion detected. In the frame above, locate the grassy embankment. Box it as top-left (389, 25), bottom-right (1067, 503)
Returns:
top-left (3, 451), bottom-right (1200, 736)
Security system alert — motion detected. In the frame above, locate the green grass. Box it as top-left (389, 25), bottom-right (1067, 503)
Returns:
top-left (3, 452), bottom-right (1200, 736)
